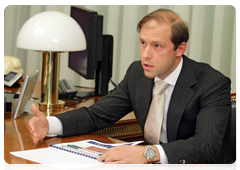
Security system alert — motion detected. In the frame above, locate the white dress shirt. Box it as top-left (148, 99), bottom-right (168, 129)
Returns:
top-left (154, 57), bottom-right (183, 164)
top-left (46, 57), bottom-right (183, 164)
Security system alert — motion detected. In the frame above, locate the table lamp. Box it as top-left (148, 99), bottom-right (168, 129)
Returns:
top-left (16, 11), bottom-right (86, 116)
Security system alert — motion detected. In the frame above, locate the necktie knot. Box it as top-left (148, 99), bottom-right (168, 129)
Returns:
top-left (154, 81), bottom-right (169, 95)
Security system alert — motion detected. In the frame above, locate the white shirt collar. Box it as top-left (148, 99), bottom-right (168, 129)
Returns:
top-left (154, 57), bottom-right (183, 86)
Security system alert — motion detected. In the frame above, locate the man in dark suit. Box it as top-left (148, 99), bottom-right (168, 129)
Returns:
top-left (28, 9), bottom-right (232, 164)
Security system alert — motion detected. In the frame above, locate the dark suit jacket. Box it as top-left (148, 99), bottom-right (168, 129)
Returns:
top-left (55, 55), bottom-right (232, 164)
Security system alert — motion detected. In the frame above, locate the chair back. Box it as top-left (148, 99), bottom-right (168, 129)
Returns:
top-left (231, 96), bottom-right (236, 163)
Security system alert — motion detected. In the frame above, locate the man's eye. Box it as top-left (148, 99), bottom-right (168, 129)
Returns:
top-left (141, 41), bottom-right (146, 45)
top-left (155, 44), bottom-right (161, 48)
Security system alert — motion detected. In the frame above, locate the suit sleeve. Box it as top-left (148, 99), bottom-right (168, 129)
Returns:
top-left (54, 62), bottom-right (138, 137)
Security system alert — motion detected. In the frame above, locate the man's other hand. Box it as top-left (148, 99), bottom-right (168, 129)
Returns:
top-left (98, 145), bottom-right (149, 164)
top-left (28, 104), bottom-right (49, 144)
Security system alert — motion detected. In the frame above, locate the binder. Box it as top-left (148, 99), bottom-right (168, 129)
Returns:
top-left (50, 139), bottom-right (115, 160)
top-left (10, 139), bottom-right (143, 169)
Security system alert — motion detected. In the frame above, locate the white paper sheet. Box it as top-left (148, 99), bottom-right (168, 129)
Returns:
top-left (10, 139), bottom-right (143, 169)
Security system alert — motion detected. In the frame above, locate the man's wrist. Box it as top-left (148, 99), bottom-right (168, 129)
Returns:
top-left (46, 116), bottom-right (63, 136)
top-left (151, 145), bottom-right (160, 162)
top-left (144, 145), bottom-right (160, 163)
top-left (154, 144), bottom-right (168, 164)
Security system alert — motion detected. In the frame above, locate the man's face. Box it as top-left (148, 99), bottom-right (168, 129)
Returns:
top-left (139, 19), bottom-right (181, 80)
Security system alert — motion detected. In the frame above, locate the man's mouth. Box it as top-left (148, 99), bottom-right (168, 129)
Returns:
top-left (144, 63), bottom-right (153, 67)
top-left (143, 63), bottom-right (154, 71)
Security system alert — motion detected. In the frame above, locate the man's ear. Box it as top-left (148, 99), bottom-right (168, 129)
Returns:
top-left (176, 42), bottom-right (187, 57)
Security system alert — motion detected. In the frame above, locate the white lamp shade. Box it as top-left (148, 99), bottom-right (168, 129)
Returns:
top-left (16, 11), bottom-right (86, 52)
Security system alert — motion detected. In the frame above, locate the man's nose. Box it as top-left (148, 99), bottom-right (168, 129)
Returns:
top-left (142, 46), bottom-right (152, 59)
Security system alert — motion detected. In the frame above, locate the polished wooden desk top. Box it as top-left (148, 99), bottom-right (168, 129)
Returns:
top-left (4, 83), bottom-right (125, 164)
top-left (4, 113), bottom-right (225, 170)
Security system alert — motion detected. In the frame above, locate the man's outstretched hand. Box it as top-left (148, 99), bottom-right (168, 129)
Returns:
top-left (28, 104), bottom-right (49, 144)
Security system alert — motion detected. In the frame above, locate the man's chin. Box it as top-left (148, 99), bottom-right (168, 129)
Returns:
top-left (144, 71), bottom-right (156, 79)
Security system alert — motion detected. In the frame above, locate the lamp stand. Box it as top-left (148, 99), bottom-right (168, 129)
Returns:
top-left (38, 51), bottom-right (65, 116)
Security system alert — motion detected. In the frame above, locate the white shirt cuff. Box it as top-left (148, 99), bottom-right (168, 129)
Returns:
top-left (46, 116), bottom-right (63, 137)
top-left (155, 144), bottom-right (169, 164)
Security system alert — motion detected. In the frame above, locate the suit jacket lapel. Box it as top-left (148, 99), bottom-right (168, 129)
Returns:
top-left (136, 76), bottom-right (154, 131)
top-left (167, 56), bottom-right (197, 142)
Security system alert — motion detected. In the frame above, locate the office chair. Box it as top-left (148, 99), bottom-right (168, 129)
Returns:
top-left (231, 98), bottom-right (236, 163)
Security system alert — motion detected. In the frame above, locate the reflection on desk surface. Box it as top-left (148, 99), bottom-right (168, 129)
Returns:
top-left (4, 84), bottom-right (229, 170)
top-left (4, 113), bottom-right (226, 170)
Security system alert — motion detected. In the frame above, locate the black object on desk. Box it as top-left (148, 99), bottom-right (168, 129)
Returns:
top-left (59, 79), bottom-right (77, 98)
top-left (4, 92), bottom-right (19, 112)
top-left (4, 71), bottom-right (22, 88)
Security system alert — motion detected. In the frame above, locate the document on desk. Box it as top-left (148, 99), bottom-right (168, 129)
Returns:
top-left (10, 139), bottom-right (143, 169)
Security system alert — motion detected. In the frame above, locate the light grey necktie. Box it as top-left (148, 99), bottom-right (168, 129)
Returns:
top-left (144, 80), bottom-right (169, 144)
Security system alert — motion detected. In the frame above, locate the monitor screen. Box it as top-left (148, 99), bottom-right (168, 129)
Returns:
top-left (68, 6), bottom-right (113, 96)
top-left (69, 6), bottom-right (98, 79)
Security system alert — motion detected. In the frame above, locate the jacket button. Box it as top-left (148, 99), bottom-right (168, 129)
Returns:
top-left (179, 159), bottom-right (187, 164)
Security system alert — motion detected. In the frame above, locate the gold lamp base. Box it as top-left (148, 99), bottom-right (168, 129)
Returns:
top-left (37, 51), bottom-right (65, 116)
top-left (39, 101), bottom-right (65, 117)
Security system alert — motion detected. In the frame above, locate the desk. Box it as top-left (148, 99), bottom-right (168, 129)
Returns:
top-left (4, 81), bottom-right (143, 141)
top-left (4, 83), bottom-right (229, 170)
top-left (4, 113), bottom-right (226, 170)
